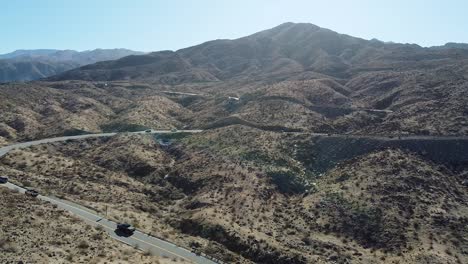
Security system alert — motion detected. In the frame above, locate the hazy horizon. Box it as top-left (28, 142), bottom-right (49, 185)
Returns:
top-left (2, 0), bottom-right (468, 54)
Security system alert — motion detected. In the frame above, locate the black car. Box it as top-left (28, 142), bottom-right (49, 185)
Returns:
top-left (0, 176), bottom-right (8, 184)
top-left (116, 223), bottom-right (136, 235)
top-left (145, 129), bottom-right (152, 133)
top-left (25, 189), bottom-right (39, 197)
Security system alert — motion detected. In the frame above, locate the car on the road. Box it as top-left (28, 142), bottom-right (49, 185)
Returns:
top-left (145, 129), bottom-right (152, 133)
top-left (171, 128), bottom-right (178, 132)
top-left (25, 189), bottom-right (39, 197)
top-left (0, 176), bottom-right (8, 184)
top-left (116, 223), bottom-right (136, 235)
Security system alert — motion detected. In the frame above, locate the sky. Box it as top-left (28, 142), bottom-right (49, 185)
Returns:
top-left (1, 0), bottom-right (467, 54)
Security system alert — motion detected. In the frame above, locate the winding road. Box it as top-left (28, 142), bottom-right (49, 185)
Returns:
top-left (0, 130), bottom-right (202, 157)
top-left (0, 129), bottom-right (219, 264)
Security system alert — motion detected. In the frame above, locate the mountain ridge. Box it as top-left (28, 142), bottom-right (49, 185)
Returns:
top-left (0, 48), bottom-right (144, 82)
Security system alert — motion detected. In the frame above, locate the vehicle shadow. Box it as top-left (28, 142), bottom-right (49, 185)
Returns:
top-left (114, 229), bottom-right (133, 237)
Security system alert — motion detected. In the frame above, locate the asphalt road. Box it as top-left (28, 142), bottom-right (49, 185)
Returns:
top-left (160, 91), bottom-right (202, 96)
top-left (0, 129), bottom-right (218, 264)
top-left (286, 131), bottom-right (468, 141)
top-left (0, 129), bottom-right (202, 157)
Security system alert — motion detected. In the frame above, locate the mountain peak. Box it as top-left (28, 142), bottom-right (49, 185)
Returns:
top-left (249, 22), bottom-right (322, 39)
top-left (275, 21), bottom-right (321, 29)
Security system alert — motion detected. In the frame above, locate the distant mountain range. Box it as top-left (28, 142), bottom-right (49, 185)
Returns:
top-left (0, 49), bottom-right (144, 82)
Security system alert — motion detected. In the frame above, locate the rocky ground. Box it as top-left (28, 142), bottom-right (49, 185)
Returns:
top-left (0, 136), bottom-right (8, 147)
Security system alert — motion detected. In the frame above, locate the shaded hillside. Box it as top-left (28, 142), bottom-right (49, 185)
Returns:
top-left (291, 134), bottom-right (468, 175)
top-left (52, 51), bottom-right (218, 84)
top-left (0, 59), bottom-right (79, 82)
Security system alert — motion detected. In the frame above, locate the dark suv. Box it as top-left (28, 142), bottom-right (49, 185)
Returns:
top-left (25, 189), bottom-right (39, 197)
top-left (0, 176), bottom-right (8, 184)
top-left (116, 223), bottom-right (136, 236)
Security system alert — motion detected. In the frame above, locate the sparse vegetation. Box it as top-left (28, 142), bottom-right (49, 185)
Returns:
top-left (62, 128), bottom-right (92, 136)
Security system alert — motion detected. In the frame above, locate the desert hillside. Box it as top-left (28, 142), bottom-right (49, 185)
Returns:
top-left (1, 130), bottom-right (466, 263)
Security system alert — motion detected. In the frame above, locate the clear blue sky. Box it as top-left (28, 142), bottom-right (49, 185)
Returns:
top-left (1, 0), bottom-right (467, 54)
